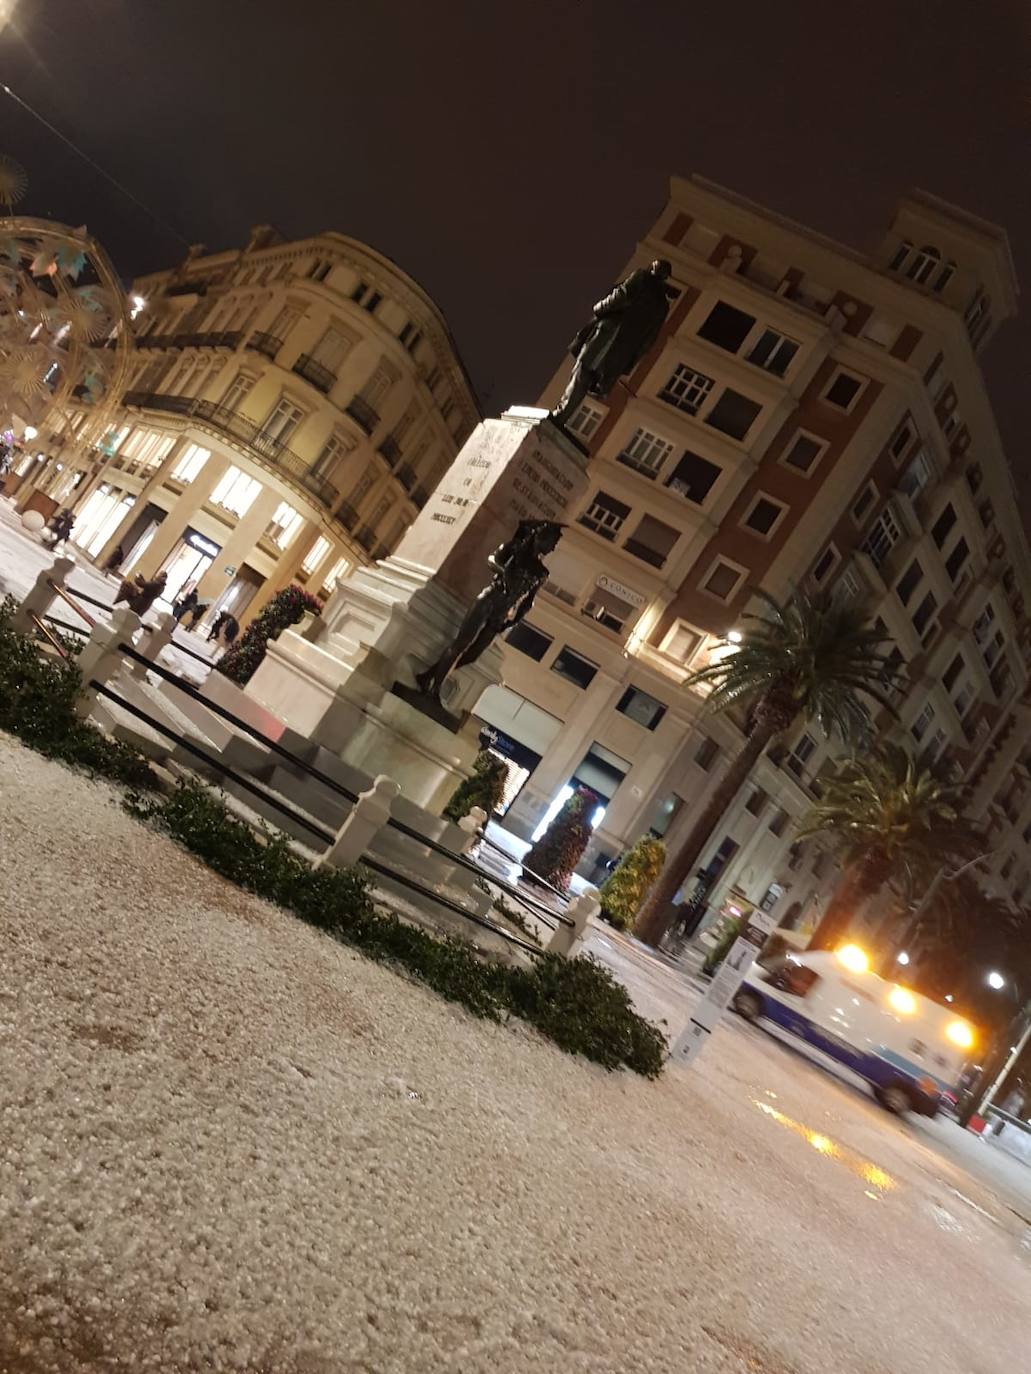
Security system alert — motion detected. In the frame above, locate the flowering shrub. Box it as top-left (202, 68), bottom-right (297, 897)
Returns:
top-left (217, 585), bottom-right (322, 685)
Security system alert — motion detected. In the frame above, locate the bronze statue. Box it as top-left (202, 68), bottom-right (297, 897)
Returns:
top-left (551, 259), bottom-right (674, 428)
top-left (415, 520), bottom-right (562, 701)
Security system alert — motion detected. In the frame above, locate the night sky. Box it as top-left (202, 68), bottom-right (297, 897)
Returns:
top-left (2, 0), bottom-right (1028, 503)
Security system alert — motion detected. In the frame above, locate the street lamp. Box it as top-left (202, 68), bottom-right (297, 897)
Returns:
top-left (896, 951), bottom-right (910, 966)
top-left (22, 424), bottom-right (36, 440)
top-left (726, 629), bottom-right (743, 644)
top-left (987, 970), bottom-right (1006, 990)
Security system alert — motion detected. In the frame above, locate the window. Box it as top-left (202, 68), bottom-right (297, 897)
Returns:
top-left (911, 702), bottom-right (936, 743)
top-left (741, 494), bottom-right (786, 538)
top-left (624, 514), bottom-right (679, 568)
top-left (506, 621), bottom-right (553, 660)
top-left (311, 432), bottom-right (353, 478)
top-left (694, 736), bottom-right (719, 770)
top-left (812, 544), bottom-right (840, 584)
top-left (965, 461), bottom-right (983, 495)
top-left (666, 449), bottom-right (721, 504)
top-left (582, 580), bottom-right (641, 634)
top-left (170, 442), bottom-right (210, 483)
top-left (861, 503), bottom-right (903, 567)
top-left (973, 601), bottom-right (996, 646)
top-left (785, 733), bottom-right (816, 778)
top-left (210, 465), bottom-right (262, 518)
top-left (308, 258), bottom-right (332, 282)
top-left (705, 388), bottom-right (761, 440)
top-left (266, 500), bottom-right (303, 550)
top-left (310, 327), bottom-right (353, 373)
top-left (616, 686), bottom-right (667, 731)
top-left (358, 360), bottom-right (398, 409)
top-left (851, 483), bottom-right (877, 526)
top-left (701, 558), bottom-right (746, 602)
top-left (822, 371), bottom-right (864, 410)
top-left (895, 558), bottom-right (923, 607)
top-left (934, 260), bottom-right (956, 293)
top-left (931, 503), bottom-right (957, 548)
top-left (888, 240), bottom-right (913, 272)
top-left (781, 432), bottom-right (826, 475)
top-left (768, 807), bottom-right (789, 837)
top-left (659, 363), bottom-right (714, 415)
top-left (945, 537), bottom-right (969, 582)
top-left (363, 290), bottom-right (383, 314)
top-left (220, 372), bottom-right (254, 413)
top-left (698, 301), bottom-right (755, 352)
top-left (906, 245), bottom-right (940, 285)
top-left (551, 646), bottom-right (598, 690)
top-left (744, 786), bottom-right (767, 817)
top-left (661, 621), bottom-right (702, 664)
top-left (258, 399), bottom-right (304, 451)
top-left (942, 653), bottom-right (964, 692)
top-left (618, 427), bottom-right (674, 478)
top-left (747, 328), bottom-right (799, 377)
top-left (579, 490), bottom-right (629, 540)
top-left (889, 418), bottom-right (915, 463)
top-left (911, 590), bottom-right (938, 638)
top-left (301, 535), bottom-right (331, 575)
top-left (567, 401), bottom-right (604, 439)
top-left (322, 556), bottom-right (351, 593)
top-left (899, 448), bottom-right (934, 499)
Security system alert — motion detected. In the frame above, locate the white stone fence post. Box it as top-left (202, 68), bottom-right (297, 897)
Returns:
top-left (129, 611), bottom-right (177, 679)
top-left (546, 886), bottom-right (600, 958)
top-left (11, 555), bottom-right (75, 632)
top-left (316, 775), bottom-right (402, 869)
top-left (73, 608), bottom-right (142, 719)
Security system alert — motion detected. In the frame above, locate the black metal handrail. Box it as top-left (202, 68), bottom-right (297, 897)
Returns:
top-left (88, 676), bottom-right (546, 955)
top-left (377, 435), bottom-right (402, 466)
top-left (293, 354), bottom-right (336, 395)
top-left (89, 679), bottom-right (336, 846)
top-left (247, 331), bottom-right (282, 359)
top-left (113, 640), bottom-right (572, 929)
top-left (344, 395), bottom-right (379, 435)
top-left (120, 392), bottom-right (339, 509)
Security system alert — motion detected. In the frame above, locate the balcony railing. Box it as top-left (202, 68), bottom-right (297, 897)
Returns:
top-left (120, 390), bottom-right (339, 510)
top-left (378, 434), bottom-right (402, 467)
top-left (293, 353), bottom-right (336, 394)
top-left (247, 331), bottom-right (282, 360)
top-left (345, 394), bottom-right (379, 435)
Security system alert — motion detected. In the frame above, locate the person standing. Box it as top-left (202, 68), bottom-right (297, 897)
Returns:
top-left (172, 587), bottom-right (199, 625)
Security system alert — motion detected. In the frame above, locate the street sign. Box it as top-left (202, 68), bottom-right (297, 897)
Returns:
top-left (670, 906), bottom-right (778, 1068)
top-left (224, 565), bottom-right (237, 576)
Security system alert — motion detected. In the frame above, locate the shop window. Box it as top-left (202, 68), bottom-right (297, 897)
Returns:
top-left (210, 465), bottom-right (262, 518)
top-left (301, 535), bottom-right (330, 575)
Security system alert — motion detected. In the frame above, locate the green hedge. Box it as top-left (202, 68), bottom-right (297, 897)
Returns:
top-left (0, 601), bottom-right (665, 1077)
top-left (129, 782), bottom-right (666, 1076)
top-left (0, 598), bottom-right (156, 788)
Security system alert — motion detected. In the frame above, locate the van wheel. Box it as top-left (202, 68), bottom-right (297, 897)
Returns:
top-left (733, 990), bottom-right (762, 1022)
top-left (876, 1084), bottom-right (911, 1115)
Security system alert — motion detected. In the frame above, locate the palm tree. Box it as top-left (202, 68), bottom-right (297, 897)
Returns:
top-left (634, 588), bottom-right (902, 947)
top-left (799, 745), bottom-right (978, 951)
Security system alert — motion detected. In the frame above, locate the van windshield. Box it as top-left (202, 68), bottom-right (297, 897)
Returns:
top-left (761, 959), bottom-right (820, 998)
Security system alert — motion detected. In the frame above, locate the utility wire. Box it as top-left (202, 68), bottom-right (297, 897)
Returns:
top-left (1, 79), bottom-right (190, 246)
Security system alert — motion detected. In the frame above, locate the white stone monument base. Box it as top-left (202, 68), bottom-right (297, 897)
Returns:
top-left (246, 409), bottom-right (589, 812)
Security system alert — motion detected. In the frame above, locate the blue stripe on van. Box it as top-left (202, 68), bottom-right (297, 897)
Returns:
top-left (748, 989), bottom-right (942, 1110)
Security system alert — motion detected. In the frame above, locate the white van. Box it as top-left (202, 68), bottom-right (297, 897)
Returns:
top-left (732, 946), bottom-right (976, 1116)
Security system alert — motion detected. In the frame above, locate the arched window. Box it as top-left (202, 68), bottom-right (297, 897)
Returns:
top-left (907, 245), bottom-right (940, 285)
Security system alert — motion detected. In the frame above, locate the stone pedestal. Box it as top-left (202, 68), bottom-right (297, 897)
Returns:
top-left (247, 409), bottom-right (589, 810)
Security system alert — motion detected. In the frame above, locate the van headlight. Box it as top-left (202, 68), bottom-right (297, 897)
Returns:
top-left (946, 1020), bottom-right (974, 1050)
